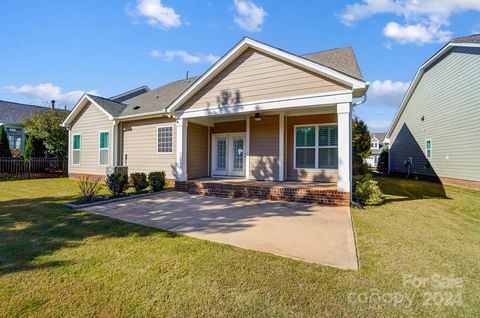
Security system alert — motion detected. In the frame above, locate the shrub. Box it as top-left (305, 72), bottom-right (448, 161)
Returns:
top-left (377, 148), bottom-right (389, 174)
top-left (353, 175), bottom-right (385, 206)
top-left (353, 161), bottom-right (371, 176)
top-left (148, 171), bottom-right (166, 192)
top-left (130, 172), bottom-right (148, 193)
top-left (0, 125), bottom-right (11, 158)
top-left (23, 135), bottom-right (46, 159)
top-left (105, 172), bottom-right (129, 195)
top-left (78, 176), bottom-right (103, 202)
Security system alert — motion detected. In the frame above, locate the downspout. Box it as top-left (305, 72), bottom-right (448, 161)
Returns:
top-left (350, 84), bottom-right (369, 209)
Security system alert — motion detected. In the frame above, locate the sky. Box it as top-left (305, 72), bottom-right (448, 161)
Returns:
top-left (1, 0), bottom-right (480, 132)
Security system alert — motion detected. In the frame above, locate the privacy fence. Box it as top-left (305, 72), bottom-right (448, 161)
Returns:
top-left (0, 157), bottom-right (67, 181)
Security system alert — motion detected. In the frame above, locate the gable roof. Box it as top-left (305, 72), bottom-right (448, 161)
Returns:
top-left (371, 132), bottom-right (387, 142)
top-left (387, 34), bottom-right (480, 138)
top-left (119, 78), bottom-right (198, 118)
top-left (110, 86), bottom-right (150, 103)
top-left (87, 94), bottom-right (129, 117)
top-left (0, 100), bottom-right (53, 124)
top-left (302, 47), bottom-right (363, 81)
top-left (167, 37), bottom-right (367, 113)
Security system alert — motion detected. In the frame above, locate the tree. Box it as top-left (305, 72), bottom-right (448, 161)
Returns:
top-left (377, 148), bottom-right (389, 174)
top-left (23, 134), bottom-right (47, 159)
top-left (0, 125), bottom-right (11, 157)
top-left (22, 109), bottom-right (68, 158)
top-left (352, 117), bottom-right (371, 175)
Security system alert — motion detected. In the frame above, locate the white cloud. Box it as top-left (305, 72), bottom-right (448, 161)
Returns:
top-left (129, 0), bottom-right (181, 29)
top-left (150, 49), bottom-right (220, 64)
top-left (3, 83), bottom-right (97, 106)
top-left (340, 0), bottom-right (480, 44)
top-left (383, 22), bottom-right (451, 44)
top-left (233, 0), bottom-right (267, 32)
top-left (368, 79), bottom-right (410, 107)
top-left (366, 120), bottom-right (391, 130)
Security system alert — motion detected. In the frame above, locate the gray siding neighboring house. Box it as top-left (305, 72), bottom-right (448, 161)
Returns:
top-left (387, 34), bottom-right (480, 187)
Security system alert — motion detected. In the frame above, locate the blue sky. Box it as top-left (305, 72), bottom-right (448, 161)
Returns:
top-left (1, 0), bottom-right (479, 132)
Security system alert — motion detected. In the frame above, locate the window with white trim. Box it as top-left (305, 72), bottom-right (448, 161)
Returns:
top-left (157, 126), bottom-right (173, 153)
top-left (99, 131), bottom-right (109, 166)
top-left (72, 134), bottom-right (81, 165)
top-left (295, 125), bottom-right (338, 169)
top-left (425, 139), bottom-right (432, 159)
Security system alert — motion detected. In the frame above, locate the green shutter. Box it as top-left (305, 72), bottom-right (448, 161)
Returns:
top-left (100, 132), bottom-right (109, 149)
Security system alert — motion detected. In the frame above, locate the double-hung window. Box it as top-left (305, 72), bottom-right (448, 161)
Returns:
top-left (425, 139), bottom-right (432, 159)
top-left (295, 124), bottom-right (338, 169)
top-left (157, 126), bottom-right (173, 153)
top-left (99, 131), bottom-right (109, 166)
top-left (72, 134), bottom-right (81, 165)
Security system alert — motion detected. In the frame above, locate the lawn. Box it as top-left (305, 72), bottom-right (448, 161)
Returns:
top-left (0, 177), bottom-right (479, 317)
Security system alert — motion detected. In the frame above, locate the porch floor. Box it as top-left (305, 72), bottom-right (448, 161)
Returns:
top-left (175, 178), bottom-right (349, 206)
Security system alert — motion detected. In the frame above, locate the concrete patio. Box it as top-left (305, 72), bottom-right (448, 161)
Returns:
top-left (81, 191), bottom-right (358, 270)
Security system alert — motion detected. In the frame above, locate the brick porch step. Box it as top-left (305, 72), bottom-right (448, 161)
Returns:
top-left (175, 180), bottom-right (350, 206)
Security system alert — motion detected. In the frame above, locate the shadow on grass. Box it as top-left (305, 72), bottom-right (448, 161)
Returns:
top-left (374, 174), bottom-right (450, 204)
top-left (0, 195), bottom-right (178, 275)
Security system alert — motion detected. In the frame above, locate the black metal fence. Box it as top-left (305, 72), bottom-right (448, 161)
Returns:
top-left (0, 157), bottom-right (67, 181)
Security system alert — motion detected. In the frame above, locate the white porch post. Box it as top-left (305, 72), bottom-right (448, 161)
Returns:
top-left (337, 103), bottom-right (352, 193)
top-left (112, 121), bottom-right (118, 166)
top-left (176, 118), bottom-right (188, 181)
top-left (278, 113), bottom-right (285, 181)
top-left (245, 115), bottom-right (250, 180)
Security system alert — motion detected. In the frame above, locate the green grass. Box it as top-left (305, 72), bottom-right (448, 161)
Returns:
top-left (0, 177), bottom-right (479, 317)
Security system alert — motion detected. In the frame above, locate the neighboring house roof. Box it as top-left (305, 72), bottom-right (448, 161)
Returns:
top-left (120, 78), bottom-right (199, 118)
top-left (302, 47), bottom-right (363, 81)
top-left (387, 34), bottom-right (480, 137)
top-left (371, 132), bottom-right (386, 142)
top-left (0, 100), bottom-right (52, 125)
top-left (109, 86), bottom-right (150, 103)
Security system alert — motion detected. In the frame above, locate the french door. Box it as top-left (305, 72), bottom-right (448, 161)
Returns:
top-left (212, 133), bottom-right (245, 177)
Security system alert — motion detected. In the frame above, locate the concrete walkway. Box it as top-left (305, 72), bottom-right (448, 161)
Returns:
top-left (81, 191), bottom-right (358, 270)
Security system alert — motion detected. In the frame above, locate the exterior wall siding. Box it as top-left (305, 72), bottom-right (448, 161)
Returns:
top-left (69, 102), bottom-right (113, 176)
top-left (249, 114), bottom-right (279, 181)
top-left (286, 114), bottom-right (338, 182)
top-left (389, 46), bottom-right (480, 182)
top-left (187, 122), bottom-right (209, 179)
top-left (179, 48), bottom-right (348, 111)
top-left (122, 117), bottom-right (177, 179)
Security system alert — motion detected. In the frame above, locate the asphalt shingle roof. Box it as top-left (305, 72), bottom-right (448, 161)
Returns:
top-left (450, 33), bottom-right (480, 44)
top-left (302, 47), bottom-right (363, 80)
top-left (86, 94), bottom-right (129, 118)
top-left (0, 100), bottom-right (52, 124)
top-left (120, 78), bottom-right (199, 117)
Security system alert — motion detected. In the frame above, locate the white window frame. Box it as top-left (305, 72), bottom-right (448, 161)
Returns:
top-left (156, 124), bottom-right (174, 154)
top-left (425, 139), bottom-right (432, 159)
top-left (98, 130), bottom-right (110, 166)
top-left (72, 133), bottom-right (81, 165)
top-left (293, 123), bottom-right (338, 170)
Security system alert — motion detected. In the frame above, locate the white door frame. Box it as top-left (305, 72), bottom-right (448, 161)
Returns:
top-left (211, 133), bottom-right (246, 177)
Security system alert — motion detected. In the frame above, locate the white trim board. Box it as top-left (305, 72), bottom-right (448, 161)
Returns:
top-left (177, 91), bottom-right (353, 119)
top-left (167, 37), bottom-right (366, 113)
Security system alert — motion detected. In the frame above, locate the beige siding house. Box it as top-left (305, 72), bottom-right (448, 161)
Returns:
top-left (62, 38), bottom-right (368, 199)
top-left (387, 34), bottom-right (480, 189)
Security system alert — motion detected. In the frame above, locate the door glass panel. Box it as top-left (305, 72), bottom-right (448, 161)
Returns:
top-left (233, 137), bottom-right (244, 171)
top-left (216, 138), bottom-right (227, 171)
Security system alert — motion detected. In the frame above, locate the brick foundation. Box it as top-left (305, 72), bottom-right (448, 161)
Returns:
top-left (175, 180), bottom-right (350, 206)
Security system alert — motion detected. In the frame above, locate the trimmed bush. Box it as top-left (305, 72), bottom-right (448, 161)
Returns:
top-left (130, 172), bottom-right (148, 193)
top-left (0, 125), bottom-right (11, 158)
top-left (148, 171), bottom-right (166, 192)
top-left (353, 175), bottom-right (385, 206)
top-left (23, 135), bottom-right (46, 159)
top-left (353, 161), bottom-right (371, 176)
top-left (78, 176), bottom-right (103, 202)
top-left (105, 173), bottom-right (129, 195)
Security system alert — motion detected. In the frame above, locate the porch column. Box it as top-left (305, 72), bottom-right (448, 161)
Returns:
top-left (176, 118), bottom-right (188, 181)
top-left (278, 112), bottom-right (285, 181)
top-left (112, 121), bottom-right (118, 166)
top-left (337, 103), bottom-right (352, 193)
top-left (245, 115), bottom-right (250, 179)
